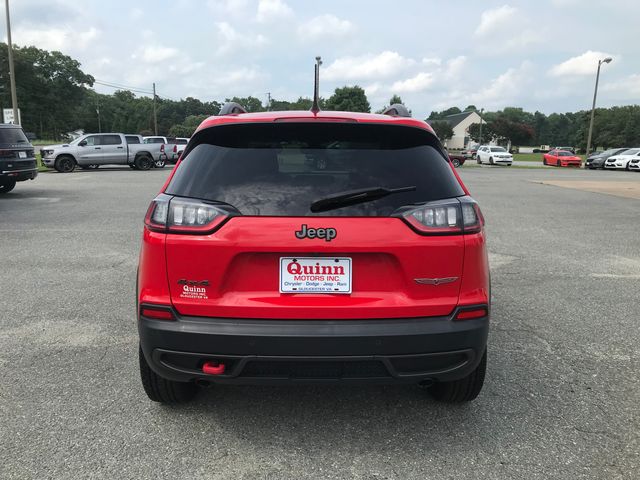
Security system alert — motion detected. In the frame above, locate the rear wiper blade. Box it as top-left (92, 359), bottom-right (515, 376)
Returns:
top-left (310, 185), bottom-right (416, 213)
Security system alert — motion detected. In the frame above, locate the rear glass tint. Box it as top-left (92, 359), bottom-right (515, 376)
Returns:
top-left (0, 127), bottom-right (29, 144)
top-left (166, 123), bottom-right (464, 216)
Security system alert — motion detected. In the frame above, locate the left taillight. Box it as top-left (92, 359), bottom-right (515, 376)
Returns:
top-left (144, 194), bottom-right (228, 234)
top-left (401, 196), bottom-right (484, 235)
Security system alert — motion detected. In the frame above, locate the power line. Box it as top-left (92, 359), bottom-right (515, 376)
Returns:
top-left (94, 79), bottom-right (154, 95)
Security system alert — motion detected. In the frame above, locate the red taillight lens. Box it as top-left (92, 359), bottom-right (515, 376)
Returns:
top-left (455, 306), bottom-right (488, 320)
top-left (140, 306), bottom-right (175, 320)
top-left (173, 145), bottom-right (177, 153)
top-left (144, 195), bottom-right (228, 234)
top-left (160, 144), bottom-right (165, 152)
top-left (402, 197), bottom-right (483, 235)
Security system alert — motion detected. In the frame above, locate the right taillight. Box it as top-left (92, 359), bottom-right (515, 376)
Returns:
top-left (402, 196), bottom-right (484, 235)
top-left (144, 194), bottom-right (228, 234)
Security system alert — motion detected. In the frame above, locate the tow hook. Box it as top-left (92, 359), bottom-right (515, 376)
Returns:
top-left (202, 361), bottom-right (226, 375)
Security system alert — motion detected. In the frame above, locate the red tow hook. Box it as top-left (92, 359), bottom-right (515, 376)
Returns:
top-left (202, 361), bottom-right (226, 375)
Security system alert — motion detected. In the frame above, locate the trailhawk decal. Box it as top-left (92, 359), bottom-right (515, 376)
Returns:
top-left (280, 257), bottom-right (352, 294)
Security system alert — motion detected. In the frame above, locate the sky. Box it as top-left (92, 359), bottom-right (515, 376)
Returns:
top-left (5, 0), bottom-right (640, 119)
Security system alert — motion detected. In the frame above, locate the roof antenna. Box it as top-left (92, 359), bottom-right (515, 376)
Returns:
top-left (311, 56), bottom-right (322, 114)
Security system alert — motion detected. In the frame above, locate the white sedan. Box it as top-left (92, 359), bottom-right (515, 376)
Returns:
top-left (604, 148), bottom-right (640, 170)
top-left (476, 146), bottom-right (513, 166)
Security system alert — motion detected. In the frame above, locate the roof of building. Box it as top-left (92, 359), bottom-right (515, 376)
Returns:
top-left (440, 111), bottom-right (477, 127)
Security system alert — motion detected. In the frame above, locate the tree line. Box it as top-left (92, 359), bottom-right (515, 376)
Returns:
top-left (1, 43), bottom-right (638, 148)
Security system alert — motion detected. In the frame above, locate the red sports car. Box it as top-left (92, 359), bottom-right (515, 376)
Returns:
top-left (137, 102), bottom-right (490, 405)
top-left (543, 149), bottom-right (582, 167)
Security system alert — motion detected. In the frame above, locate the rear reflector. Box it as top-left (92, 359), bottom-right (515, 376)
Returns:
top-left (140, 307), bottom-right (175, 320)
top-left (455, 307), bottom-right (488, 320)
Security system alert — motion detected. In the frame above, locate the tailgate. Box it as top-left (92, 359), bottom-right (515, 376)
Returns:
top-left (165, 217), bottom-right (464, 319)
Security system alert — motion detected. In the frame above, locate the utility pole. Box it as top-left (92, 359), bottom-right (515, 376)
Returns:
top-left (266, 92), bottom-right (271, 111)
top-left (478, 108), bottom-right (484, 145)
top-left (152, 82), bottom-right (158, 135)
top-left (5, 0), bottom-right (19, 124)
top-left (96, 93), bottom-right (101, 133)
top-left (585, 57), bottom-right (612, 163)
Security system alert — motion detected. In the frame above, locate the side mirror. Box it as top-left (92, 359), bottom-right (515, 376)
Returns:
top-left (78, 140), bottom-right (87, 147)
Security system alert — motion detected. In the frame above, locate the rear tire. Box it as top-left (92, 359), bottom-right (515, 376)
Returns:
top-left (476, 156), bottom-right (482, 165)
top-left (135, 155), bottom-right (153, 171)
top-left (542, 157), bottom-right (547, 165)
top-left (489, 157), bottom-right (494, 165)
top-left (139, 345), bottom-right (197, 404)
top-left (429, 349), bottom-right (487, 403)
top-left (55, 155), bottom-right (76, 173)
top-left (0, 178), bottom-right (17, 194)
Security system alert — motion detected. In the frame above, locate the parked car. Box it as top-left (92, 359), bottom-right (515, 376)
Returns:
top-left (40, 133), bottom-right (164, 172)
top-left (175, 137), bottom-right (189, 159)
top-left (476, 145), bottom-right (512, 166)
top-left (604, 148), bottom-right (640, 170)
top-left (137, 102), bottom-right (490, 405)
top-left (144, 136), bottom-right (178, 163)
top-left (586, 148), bottom-right (629, 169)
top-left (543, 149), bottom-right (582, 167)
top-left (0, 124), bottom-right (37, 194)
top-left (461, 146), bottom-right (478, 159)
top-left (629, 157), bottom-right (640, 171)
top-left (554, 146), bottom-right (575, 154)
top-left (447, 151), bottom-right (466, 168)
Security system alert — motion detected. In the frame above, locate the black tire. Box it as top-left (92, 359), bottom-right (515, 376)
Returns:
top-left (489, 157), bottom-right (494, 165)
top-left (55, 155), bottom-right (76, 173)
top-left (135, 155), bottom-right (153, 171)
top-left (542, 158), bottom-right (547, 166)
top-left (476, 156), bottom-right (482, 165)
top-left (0, 178), bottom-right (17, 194)
top-left (154, 159), bottom-right (166, 168)
top-left (452, 158), bottom-right (461, 168)
top-left (139, 345), bottom-right (197, 404)
top-left (429, 349), bottom-right (487, 403)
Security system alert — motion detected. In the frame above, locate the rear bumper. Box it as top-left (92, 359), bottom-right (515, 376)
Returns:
top-left (1, 160), bottom-right (38, 182)
top-left (138, 307), bottom-right (489, 384)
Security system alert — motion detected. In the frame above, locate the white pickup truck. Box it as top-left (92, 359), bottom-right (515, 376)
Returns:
top-left (40, 133), bottom-right (165, 172)
top-left (143, 136), bottom-right (179, 164)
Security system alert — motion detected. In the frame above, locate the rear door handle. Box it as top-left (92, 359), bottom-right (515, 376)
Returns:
top-left (94, 147), bottom-right (101, 150)
top-left (117, 146), bottom-right (123, 149)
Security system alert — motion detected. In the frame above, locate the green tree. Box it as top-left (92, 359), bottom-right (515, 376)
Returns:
top-left (169, 114), bottom-right (209, 137)
top-left (325, 86), bottom-right (370, 113)
top-left (225, 96), bottom-right (265, 113)
top-left (468, 122), bottom-right (495, 144)
top-left (428, 106), bottom-right (461, 120)
top-left (429, 120), bottom-right (454, 141)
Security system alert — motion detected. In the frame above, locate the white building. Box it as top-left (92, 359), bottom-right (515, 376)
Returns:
top-left (438, 111), bottom-right (484, 150)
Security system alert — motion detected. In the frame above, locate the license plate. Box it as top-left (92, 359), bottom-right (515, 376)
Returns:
top-left (18, 151), bottom-right (27, 158)
top-left (280, 257), bottom-right (352, 294)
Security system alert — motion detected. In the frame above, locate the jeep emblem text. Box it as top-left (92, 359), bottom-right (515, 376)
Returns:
top-left (294, 224), bottom-right (337, 242)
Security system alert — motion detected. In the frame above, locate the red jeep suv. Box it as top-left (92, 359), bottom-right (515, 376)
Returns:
top-left (137, 103), bottom-right (490, 404)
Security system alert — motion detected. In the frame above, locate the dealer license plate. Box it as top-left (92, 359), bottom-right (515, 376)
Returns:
top-left (18, 151), bottom-right (27, 158)
top-left (279, 257), bottom-right (352, 294)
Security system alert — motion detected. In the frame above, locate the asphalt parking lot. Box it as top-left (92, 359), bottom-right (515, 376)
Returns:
top-left (1, 166), bottom-right (638, 479)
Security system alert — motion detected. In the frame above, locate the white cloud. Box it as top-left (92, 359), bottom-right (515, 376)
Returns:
top-left (256, 0), bottom-right (293, 23)
top-left (469, 62), bottom-right (533, 107)
top-left (130, 8), bottom-right (143, 19)
top-left (324, 51), bottom-right (416, 81)
top-left (549, 51), bottom-right (616, 77)
top-left (140, 46), bottom-right (179, 63)
top-left (601, 74), bottom-right (640, 97)
top-left (13, 26), bottom-right (99, 52)
top-left (297, 14), bottom-right (354, 40)
top-left (391, 72), bottom-right (434, 93)
top-left (475, 5), bottom-right (517, 36)
top-left (215, 22), bottom-right (268, 55)
top-left (443, 56), bottom-right (467, 79)
top-left (422, 57), bottom-right (442, 67)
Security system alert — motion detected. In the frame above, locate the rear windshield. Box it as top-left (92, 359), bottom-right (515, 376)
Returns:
top-left (126, 135), bottom-right (140, 144)
top-left (558, 151), bottom-right (574, 156)
top-left (144, 137), bottom-right (164, 144)
top-left (166, 123), bottom-right (464, 216)
top-left (0, 127), bottom-right (29, 145)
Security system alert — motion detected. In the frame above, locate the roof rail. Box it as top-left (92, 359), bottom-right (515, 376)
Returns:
top-left (219, 102), bottom-right (248, 115)
top-left (381, 104), bottom-right (411, 118)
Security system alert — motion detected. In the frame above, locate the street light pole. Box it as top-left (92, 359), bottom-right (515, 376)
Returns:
top-left (585, 57), bottom-right (612, 162)
top-left (4, 0), bottom-right (19, 124)
top-left (478, 108), bottom-right (484, 145)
